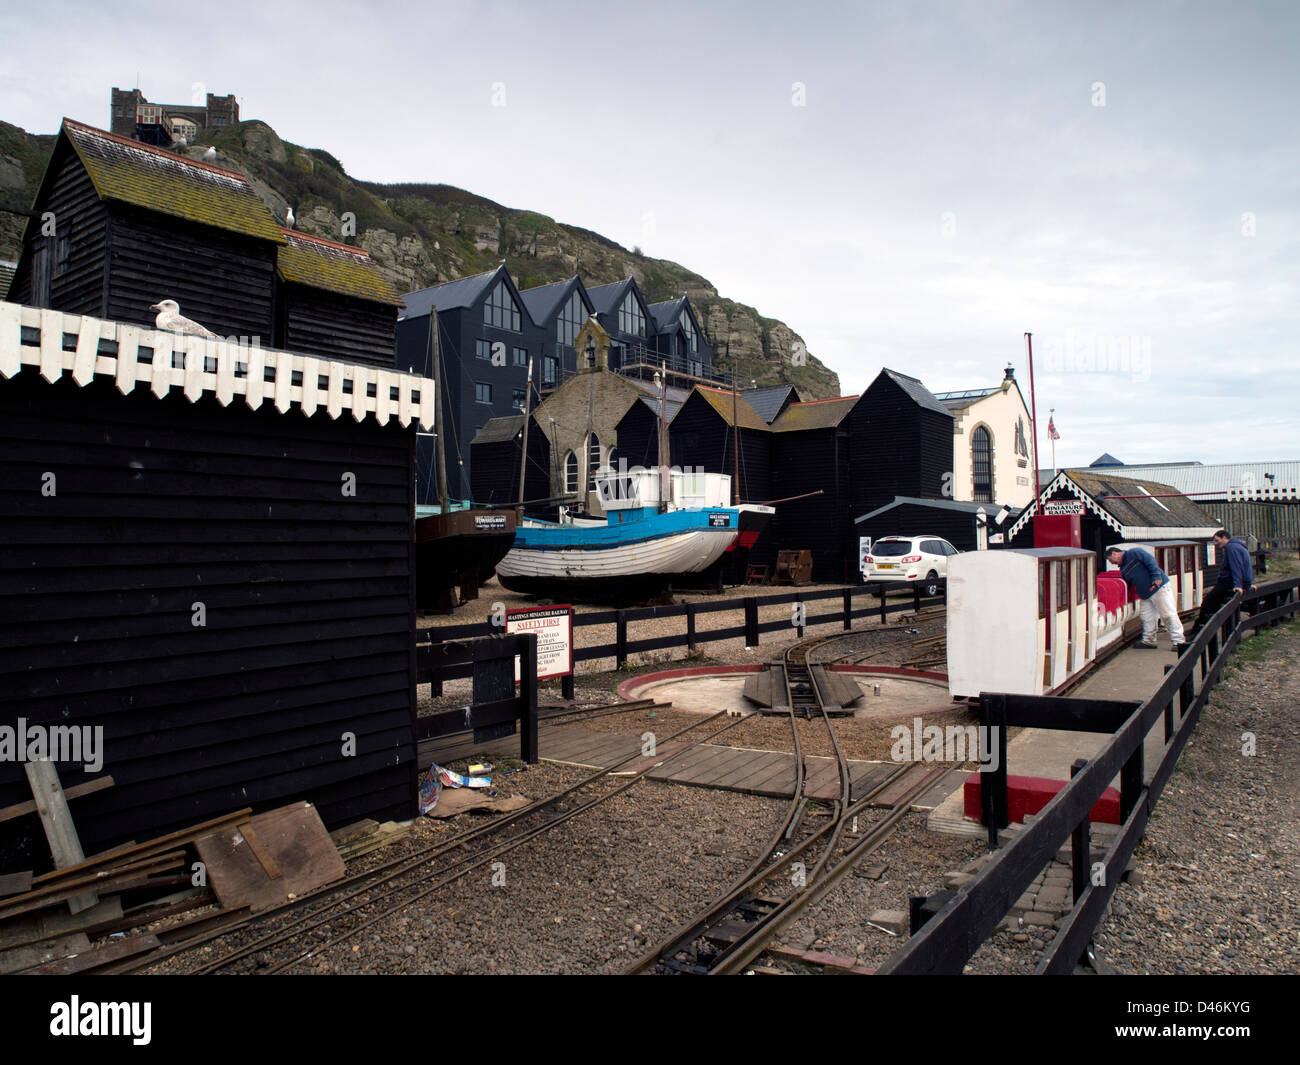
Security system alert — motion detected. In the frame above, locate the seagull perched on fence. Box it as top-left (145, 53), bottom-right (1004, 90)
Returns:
top-left (149, 300), bottom-right (220, 338)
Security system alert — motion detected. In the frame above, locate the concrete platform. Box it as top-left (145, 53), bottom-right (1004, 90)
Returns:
top-left (619, 664), bottom-right (954, 721)
top-left (928, 630), bottom-right (1187, 838)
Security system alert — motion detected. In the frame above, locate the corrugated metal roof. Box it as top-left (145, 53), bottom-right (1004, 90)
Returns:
top-left (771, 395), bottom-right (858, 432)
top-left (277, 230), bottom-right (403, 306)
top-left (62, 119), bottom-right (285, 244)
top-left (881, 368), bottom-right (953, 418)
top-left (1085, 461), bottom-right (1300, 500)
top-left (401, 267), bottom-right (503, 320)
top-left (741, 384), bottom-right (796, 423)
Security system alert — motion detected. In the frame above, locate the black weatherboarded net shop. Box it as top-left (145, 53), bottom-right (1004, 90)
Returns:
top-left (0, 304), bottom-right (434, 875)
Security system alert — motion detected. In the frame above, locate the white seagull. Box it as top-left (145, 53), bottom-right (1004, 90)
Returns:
top-left (150, 300), bottom-right (219, 338)
top-left (285, 206), bottom-right (295, 228)
top-left (202, 146), bottom-right (217, 162)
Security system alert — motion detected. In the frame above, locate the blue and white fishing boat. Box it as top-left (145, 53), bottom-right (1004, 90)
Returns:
top-left (495, 468), bottom-right (773, 600)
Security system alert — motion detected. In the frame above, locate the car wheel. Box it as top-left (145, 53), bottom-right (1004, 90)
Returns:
top-left (922, 571), bottom-right (941, 598)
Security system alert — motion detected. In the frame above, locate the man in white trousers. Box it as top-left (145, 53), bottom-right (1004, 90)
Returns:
top-left (1105, 545), bottom-right (1186, 652)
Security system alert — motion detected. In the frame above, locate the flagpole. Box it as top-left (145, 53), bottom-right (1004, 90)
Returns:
top-left (1050, 406), bottom-right (1056, 479)
top-left (1025, 333), bottom-right (1041, 489)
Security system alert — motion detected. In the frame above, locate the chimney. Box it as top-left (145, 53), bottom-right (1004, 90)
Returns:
top-left (1001, 362), bottom-right (1015, 391)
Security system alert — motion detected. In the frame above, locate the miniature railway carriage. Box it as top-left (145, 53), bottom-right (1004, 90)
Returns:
top-left (948, 544), bottom-right (1205, 700)
top-left (948, 547), bottom-right (1096, 699)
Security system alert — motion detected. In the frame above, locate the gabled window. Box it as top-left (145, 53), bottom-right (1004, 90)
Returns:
top-left (484, 280), bottom-right (521, 331)
top-left (679, 308), bottom-right (697, 353)
top-left (564, 451), bottom-right (578, 494)
top-left (557, 290), bottom-right (586, 348)
top-left (618, 291), bottom-right (646, 338)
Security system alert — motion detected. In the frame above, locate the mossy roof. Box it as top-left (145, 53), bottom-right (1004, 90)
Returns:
top-left (771, 396), bottom-right (858, 432)
top-left (691, 386), bottom-right (770, 431)
top-left (278, 229), bottom-right (403, 306)
top-left (62, 119), bottom-right (284, 244)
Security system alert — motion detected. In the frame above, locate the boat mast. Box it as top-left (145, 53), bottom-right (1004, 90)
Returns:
top-left (429, 306), bottom-right (450, 513)
top-left (657, 370), bottom-right (670, 512)
top-left (731, 374), bottom-right (740, 505)
top-left (585, 348), bottom-right (595, 513)
top-left (516, 355), bottom-right (533, 514)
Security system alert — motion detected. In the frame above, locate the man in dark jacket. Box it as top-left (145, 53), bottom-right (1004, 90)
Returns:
top-left (1105, 544), bottom-right (1186, 651)
top-left (1187, 530), bottom-right (1256, 641)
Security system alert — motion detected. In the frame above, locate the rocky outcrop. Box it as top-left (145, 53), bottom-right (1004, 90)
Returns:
top-left (0, 118), bottom-right (841, 397)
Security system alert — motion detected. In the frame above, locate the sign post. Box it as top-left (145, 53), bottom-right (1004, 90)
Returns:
top-left (505, 606), bottom-right (575, 699)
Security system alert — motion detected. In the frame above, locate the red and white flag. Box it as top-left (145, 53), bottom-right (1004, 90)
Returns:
top-left (1048, 415), bottom-right (1060, 441)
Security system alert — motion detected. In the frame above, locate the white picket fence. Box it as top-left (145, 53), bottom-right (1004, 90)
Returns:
top-left (0, 301), bottom-right (435, 429)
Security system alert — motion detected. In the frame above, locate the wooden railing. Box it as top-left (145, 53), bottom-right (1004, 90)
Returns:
top-left (878, 575), bottom-right (1300, 974)
top-left (417, 582), bottom-right (946, 687)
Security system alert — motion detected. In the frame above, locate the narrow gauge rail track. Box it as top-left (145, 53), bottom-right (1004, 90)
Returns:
top-left (626, 633), bottom-right (952, 975)
top-left (121, 707), bottom-right (748, 976)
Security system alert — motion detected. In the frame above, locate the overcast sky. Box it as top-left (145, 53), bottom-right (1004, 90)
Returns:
top-left (2, 0), bottom-right (1295, 472)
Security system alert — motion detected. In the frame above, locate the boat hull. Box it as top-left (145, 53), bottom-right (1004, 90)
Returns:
top-left (415, 509), bottom-right (517, 607)
top-left (496, 510), bottom-right (740, 600)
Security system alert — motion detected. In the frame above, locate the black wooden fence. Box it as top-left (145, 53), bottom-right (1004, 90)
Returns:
top-left (416, 582), bottom-right (945, 686)
top-left (878, 575), bottom-right (1300, 974)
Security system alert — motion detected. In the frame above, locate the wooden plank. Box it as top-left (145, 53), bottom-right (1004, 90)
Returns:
top-left (25, 933), bottom-right (161, 975)
top-left (722, 751), bottom-right (794, 792)
top-left (0, 853), bottom-right (185, 923)
top-left (674, 745), bottom-right (757, 786)
top-left (0, 774), bottom-right (115, 825)
top-left (194, 802), bottom-right (344, 913)
top-left (30, 808), bottom-right (252, 887)
top-left (238, 822), bottom-right (282, 880)
top-left (0, 932), bottom-right (91, 975)
top-left (0, 898), bottom-right (122, 952)
top-left (0, 871), bottom-right (33, 897)
top-left (23, 760), bottom-right (97, 914)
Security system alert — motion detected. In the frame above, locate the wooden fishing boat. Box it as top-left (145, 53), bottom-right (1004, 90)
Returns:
top-left (415, 503), bottom-right (517, 608)
top-left (495, 469), bottom-right (773, 600)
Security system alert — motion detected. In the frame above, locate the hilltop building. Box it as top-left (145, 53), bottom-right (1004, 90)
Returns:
top-left (110, 86), bottom-right (240, 147)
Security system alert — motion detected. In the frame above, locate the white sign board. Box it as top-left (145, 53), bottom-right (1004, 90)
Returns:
top-left (506, 606), bottom-right (574, 682)
top-left (859, 537), bottom-right (873, 574)
top-left (1042, 500), bottom-right (1085, 516)
top-left (1206, 542), bottom-right (1216, 566)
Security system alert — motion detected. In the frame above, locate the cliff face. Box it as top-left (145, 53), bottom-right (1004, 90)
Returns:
top-left (0, 118), bottom-right (840, 397)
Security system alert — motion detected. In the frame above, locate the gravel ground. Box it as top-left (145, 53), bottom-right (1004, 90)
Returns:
top-left (967, 617), bottom-right (1300, 975)
top-left (284, 770), bottom-right (786, 975)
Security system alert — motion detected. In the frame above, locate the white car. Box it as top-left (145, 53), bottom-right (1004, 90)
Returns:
top-left (861, 535), bottom-right (959, 597)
